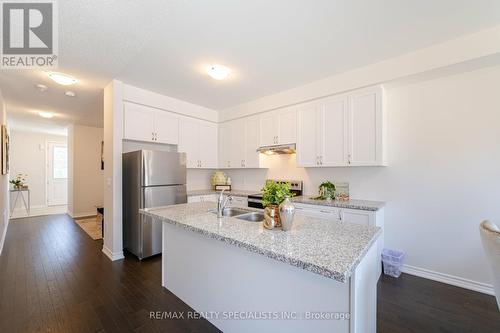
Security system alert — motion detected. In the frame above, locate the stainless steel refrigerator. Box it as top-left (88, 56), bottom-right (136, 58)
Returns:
top-left (123, 150), bottom-right (187, 259)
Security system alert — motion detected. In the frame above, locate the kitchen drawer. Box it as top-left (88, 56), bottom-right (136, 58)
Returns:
top-left (341, 208), bottom-right (374, 226)
top-left (188, 194), bottom-right (217, 203)
top-left (294, 203), bottom-right (341, 221)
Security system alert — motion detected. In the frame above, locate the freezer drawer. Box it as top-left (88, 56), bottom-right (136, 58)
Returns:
top-left (142, 184), bottom-right (187, 208)
top-left (139, 185), bottom-right (187, 259)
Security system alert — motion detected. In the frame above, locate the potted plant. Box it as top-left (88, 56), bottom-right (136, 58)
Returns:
top-left (319, 181), bottom-right (336, 200)
top-left (262, 180), bottom-right (293, 228)
top-left (10, 173), bottom-right (27, 190)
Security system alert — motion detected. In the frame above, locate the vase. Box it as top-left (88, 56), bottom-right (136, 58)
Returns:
top-left (279, 196), bottom-right (295, 231)
top-left (264, 204), bottom-right (281, 228)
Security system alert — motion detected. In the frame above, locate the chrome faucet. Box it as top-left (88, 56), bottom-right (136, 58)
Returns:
top-left (217, 190), bottom-right (232, 218)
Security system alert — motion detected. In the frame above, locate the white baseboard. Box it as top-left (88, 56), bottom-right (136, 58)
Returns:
top-left (102, 245), bottom-right (124, 261)
top-left (401, 264), bottom-right (494, 295)
top-left (10, 204), bottom-right (67, 219)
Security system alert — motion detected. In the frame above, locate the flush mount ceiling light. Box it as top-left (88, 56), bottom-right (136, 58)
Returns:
top-left (48, 72), bottom-right (78, 86)
top-left (38, 111), bottom-right (54, 119)
top-left (207, 64), bottom-right (231, 80)
top-left (65, 91), bottom-right (76, 97)
top-left (35, 84), bottom-right (48, 92)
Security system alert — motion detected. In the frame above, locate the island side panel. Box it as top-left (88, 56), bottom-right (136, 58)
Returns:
top-left (162, 222), bottom-right (351, 333)
top-left (349, 237), bottom-right (379, 333)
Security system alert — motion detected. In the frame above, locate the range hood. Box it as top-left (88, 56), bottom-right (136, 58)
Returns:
top-left (257, 143), bottom-right (296, 155)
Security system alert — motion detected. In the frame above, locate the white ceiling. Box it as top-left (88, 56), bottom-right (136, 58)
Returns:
top-left (2, 0), bottom-right (500, 132)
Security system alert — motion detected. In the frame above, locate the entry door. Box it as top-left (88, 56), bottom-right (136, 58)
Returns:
top-left (47, 142), bottom-right (68, 206)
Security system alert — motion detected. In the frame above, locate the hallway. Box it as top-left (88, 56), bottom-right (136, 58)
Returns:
top-left (0, 214), bottom-right (218, 333)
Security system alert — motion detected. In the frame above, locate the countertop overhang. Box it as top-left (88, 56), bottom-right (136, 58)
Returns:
top-left (140, 202), bottom-right (381, 283)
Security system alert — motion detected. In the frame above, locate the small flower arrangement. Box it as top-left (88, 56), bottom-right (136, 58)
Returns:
top-left (10, 173), bottom-right (27, 189)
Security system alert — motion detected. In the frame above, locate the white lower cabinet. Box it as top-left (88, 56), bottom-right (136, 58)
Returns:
top-left (341, 208), bottom-right (374, 226)
top-left (294, 203), bottom-right (381, 227)
top-left (294, 203), bottom-right (341, 221)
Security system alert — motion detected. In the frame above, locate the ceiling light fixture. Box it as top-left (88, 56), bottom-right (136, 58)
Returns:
top-left (48, 72), bottom-right (78, 85)
top-left (35, 84), bottom-right (48, 92)
top-left (65, 91), bottom-right (76, 97)
top-left (207, 64), bottom-right (231, 80)
top-left (38, 111), bottom-right (54, 119)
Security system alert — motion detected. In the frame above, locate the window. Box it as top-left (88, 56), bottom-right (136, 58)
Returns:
top-left (53, 146), bottom-right (68, 179)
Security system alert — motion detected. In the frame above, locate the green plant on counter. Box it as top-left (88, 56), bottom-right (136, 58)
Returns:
top-left (261, 180), bottom-right (294, 207)
top-left (312, 181), bottom-right (336, 200)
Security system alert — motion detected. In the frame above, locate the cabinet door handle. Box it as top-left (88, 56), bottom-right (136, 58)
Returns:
top-left (347, 154), bottom-right (351, 165)
top-left (152, 132), bottom-right (155, 141)
top-left (320, 156), bottom-right (323, 165)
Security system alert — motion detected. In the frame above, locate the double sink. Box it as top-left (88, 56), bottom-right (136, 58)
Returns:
top-left (210, 207), bottom-right (264, 222)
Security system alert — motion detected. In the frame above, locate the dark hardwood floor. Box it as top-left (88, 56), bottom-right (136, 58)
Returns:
top-left (0, 214), bottom-right (499, 333)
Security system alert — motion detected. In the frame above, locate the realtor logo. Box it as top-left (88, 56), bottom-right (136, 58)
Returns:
top-left (1, 0), bottom-right (58, 68)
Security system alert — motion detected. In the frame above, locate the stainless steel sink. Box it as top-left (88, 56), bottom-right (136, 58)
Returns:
top-left (235, 212), bottom-right (265, 222)
top-left (209, 207), bottom-right (252, 217)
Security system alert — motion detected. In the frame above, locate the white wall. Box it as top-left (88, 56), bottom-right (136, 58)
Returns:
top-left (223, 66), bottom-right (500, 290)
top-left (0, 90), bottom-right (8, 255)
top-left (103, 80), bottom-right (125, 261)
top-left (9, 129), bottom-right (67, 210)
top-left (68, 125), bottom-right (104, 218)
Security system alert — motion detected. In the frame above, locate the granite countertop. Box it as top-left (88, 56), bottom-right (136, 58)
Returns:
top-left (292, 196), bottom-right (385, 211)
top-left (140, 202), bottom-right (381, 283)
top-left (187, 189), bottom-right (260, 197)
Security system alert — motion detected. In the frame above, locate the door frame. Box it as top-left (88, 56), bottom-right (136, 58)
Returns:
top-left (45, 140), bottom-right (68, 206)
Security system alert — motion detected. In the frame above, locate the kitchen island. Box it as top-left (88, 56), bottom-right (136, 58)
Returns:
top-left (140, 202), bottom-right (382, 333)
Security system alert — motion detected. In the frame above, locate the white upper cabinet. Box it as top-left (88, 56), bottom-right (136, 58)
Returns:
top-left (123, 102), bottom-right (179, 144)
top-left (348, 88), bottom-right (384, 166)
top-left (297, 101), bottom-right (321, 167)
top-left (219, 116), bottom-right (261, 169)
top-left (218, 122), bottom-right (231, 168)
top-left (123, 102), bottom-right (155, 142)
top-left (178, 118), bottom-right (199, 168)
top-left (297, 96), bottom-right (347, 167)
top-left (321, 96), bottom-right (348, 166)
top-left (198, 122), bottom-right (218, 169)
top-left (260, 107), bottom-right (297, 146)
top-left (230, 118), bottom-right (245, 168)
top-left (154, 110), bottom-right (179, 145)
top-left (296, 86), bottom-right (385, 167)
top-left (244, 115), bottom-right (261, 168)
top-left (260, 112), bottom-right (276, 146)
top-left (278, 107), bottom-right (297, 145)
top-left (178, 117), bottom-right (218, 169)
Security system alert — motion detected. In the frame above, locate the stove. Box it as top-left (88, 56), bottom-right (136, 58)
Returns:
top-left (247, 180), bottom-right (303, 209)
